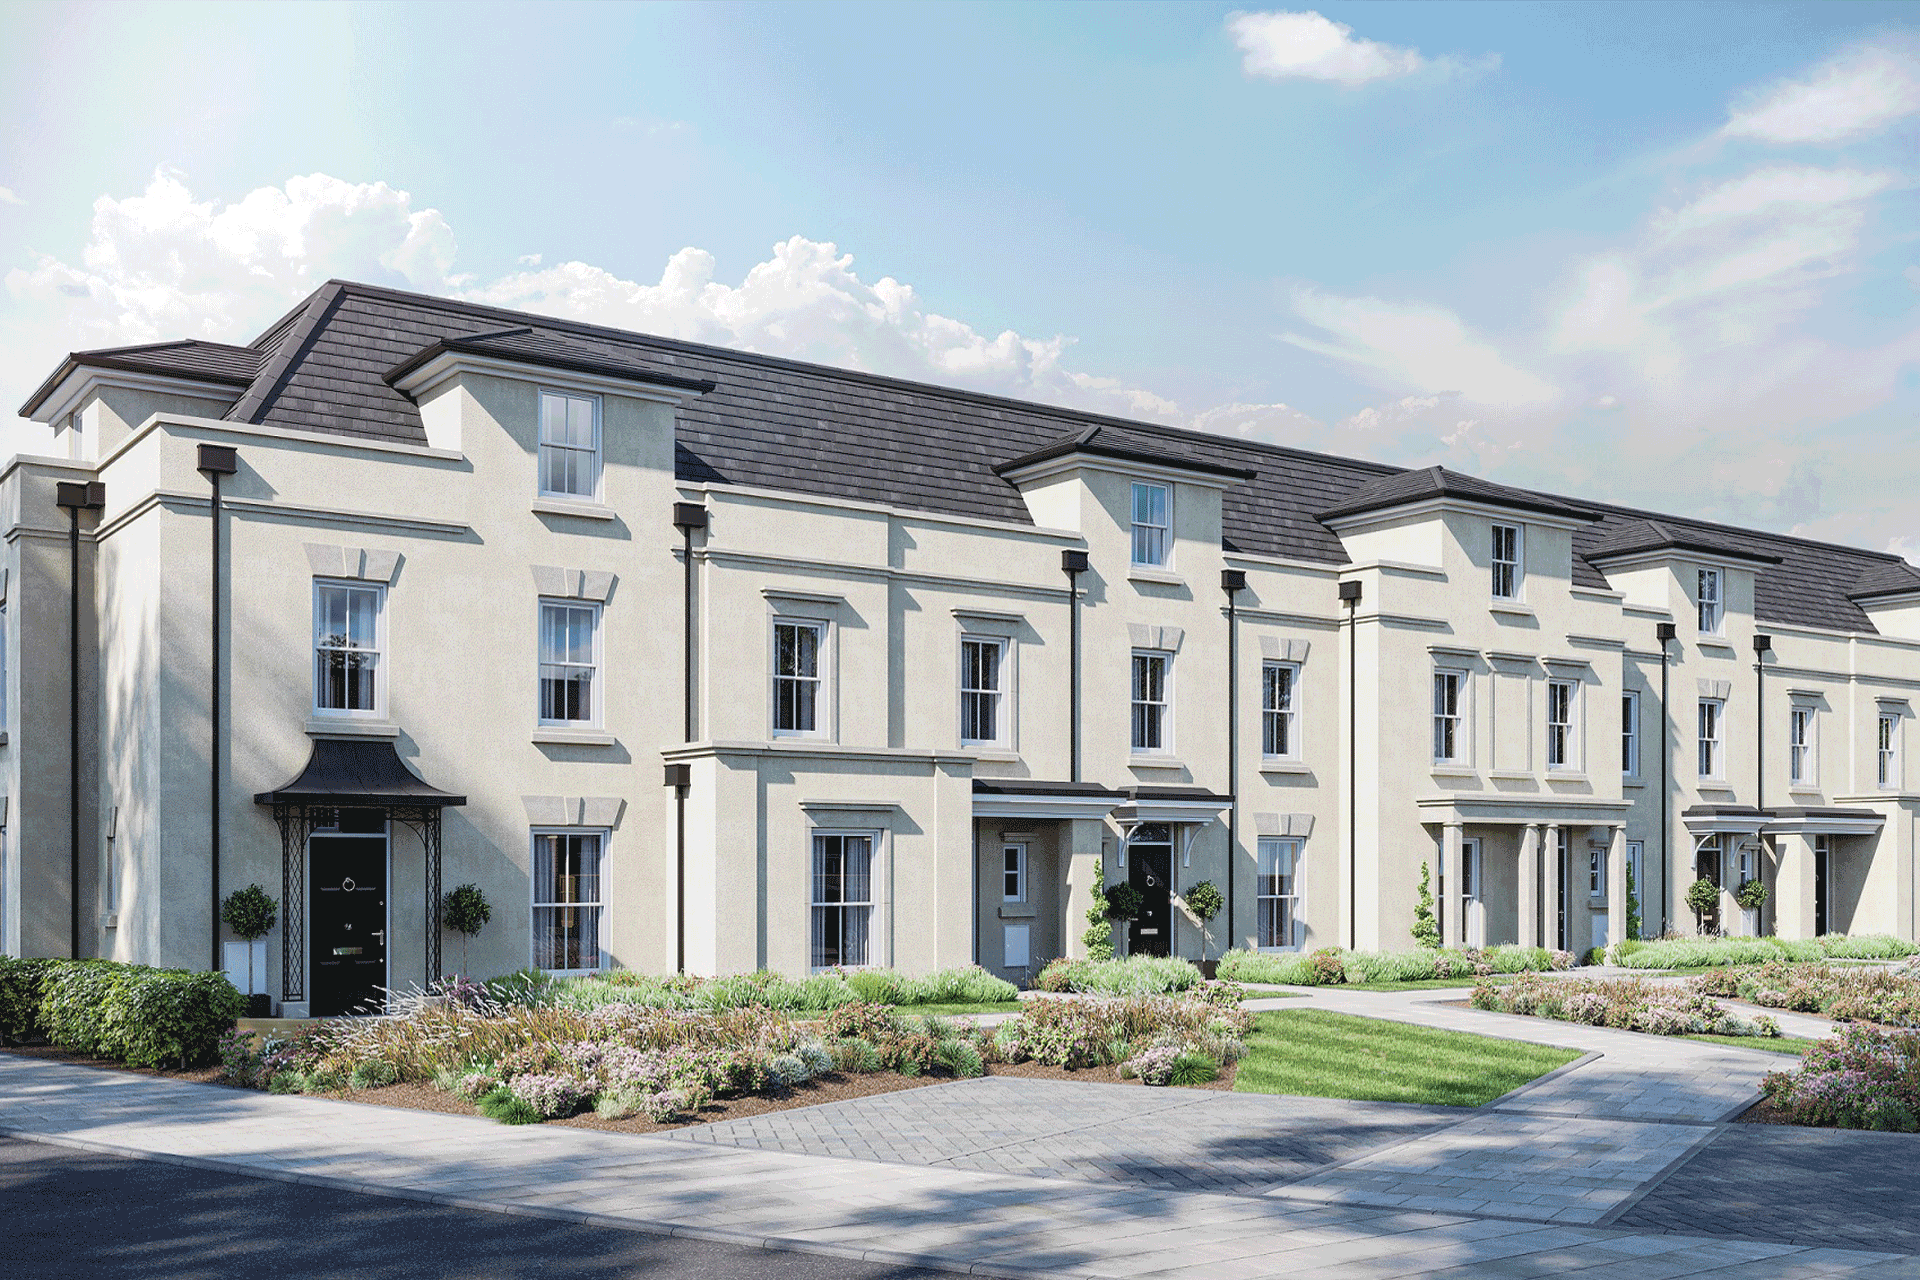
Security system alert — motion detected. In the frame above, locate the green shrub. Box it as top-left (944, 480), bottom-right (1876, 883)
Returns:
top-left (1410, 862), bottom-right (1440, 949)
top-left (30, 959), bottom-right (244, 1068)
top-left (845, 969), bottom-right (906, 1004)
top-left (1218, 951), bottom-right (1319, 984)
top-left (1035, 955), bottom-right (1202, 996)
top-left (1615, 938), bottom-right (1789, 969)
top-left (476, 1084), bottom-right (544, 1125)
top-left (898, 966), bottom-right (1018, 1005)
top-left (1820, 934), bottom-right (1920, 960)
top-left (221, 885), bottom-right (278, 940)
top-left (1167, 1050), bottom-right (1219, 1086)
top-left (1487, 945), bottom-right (1554, 974)
top-left (38, 961), bottom-right (129, 1058)
top-left (1309, 948), bottom-right (1347, 984)
top-left (1104, 883), bottom-right (1145, 921)
top-left (0, 956), bottom-right (54, 1042)
top-left (1083, 861), bottom-right (1115, 960)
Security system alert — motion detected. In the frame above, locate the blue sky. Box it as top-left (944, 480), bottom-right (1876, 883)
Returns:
top-left (2, 1), bottom-right (1917, 551)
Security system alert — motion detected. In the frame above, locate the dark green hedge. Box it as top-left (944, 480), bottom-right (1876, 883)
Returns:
top-left (0, 956), bottom-right (244, 1068)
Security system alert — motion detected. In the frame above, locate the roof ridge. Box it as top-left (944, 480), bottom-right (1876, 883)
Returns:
top-left (228, 282), bottom-right (346, 425)
top-left (310, 278), bottom-right (1406, 481)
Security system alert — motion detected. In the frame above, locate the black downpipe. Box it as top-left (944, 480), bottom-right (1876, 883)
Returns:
top-left (1656, 622), bottom-right (1676, 935)
top-left (1339, 579), bottom-right (1362, 950)
top-left (671, 503), bottom-right (708, 976)
top-left (198, 446), bottom-right (237, 974)
top-left (1753, 634), bottom-right (1772, 811)
top-left (54, 481), bottom-right (104, 960)
top-left (1063, 550), bottom-right (1088, 782)
top-left (1221, 569), bottom-right (1246, 954)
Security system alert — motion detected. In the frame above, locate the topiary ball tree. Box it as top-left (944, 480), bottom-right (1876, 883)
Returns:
top-left (1735, 877), bottom-right (1770, 914)
top-left (1686, 876), bottom-right (1721, 934)
top-left (442, 883), bottom-right (493, 978)
top-left (1181, 880), bottom-right (1225, 960)
top-left (221, 885), bottom-right (277, 999)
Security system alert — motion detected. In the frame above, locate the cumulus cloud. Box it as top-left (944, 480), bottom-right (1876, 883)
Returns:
top-left (1723, 45), bottom-right (1920, 144)
top-left (1227, 9), bottom-right (1493, 86)
top-left (1283, 288), bottom-right (1558, 407)
top-left (0, 187), bottom-right (23, 207)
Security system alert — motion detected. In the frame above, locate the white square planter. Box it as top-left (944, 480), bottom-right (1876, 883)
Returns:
top-left (223, 940), bottom-right (269, 996)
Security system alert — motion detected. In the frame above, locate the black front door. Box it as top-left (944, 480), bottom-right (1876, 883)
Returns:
top-left (1696, 840), bottom-right (1723, 934)
top-left (1815, 838), bottom-right (1831, 936)
top-left (1129, 825), bottom-right (1173, 957)
top-left (311, 836), bottom-right (388, 1016)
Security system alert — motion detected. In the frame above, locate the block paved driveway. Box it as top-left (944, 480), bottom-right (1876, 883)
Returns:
top-left (665, 1076), bottom-right (1464, 1194)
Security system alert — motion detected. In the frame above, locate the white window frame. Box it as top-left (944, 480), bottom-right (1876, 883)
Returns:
top-left (312, 579), bottom-right (386, 719)
top-left (1589, 844), bottom-right (1605, 899)
top-left (529, 828), bottom-right (608, 975)
top-left (1626, 840), bottom-right (1644, 918)
top-left (1256, 836), bottom-right (1304, 950)
top-left (1546, 679), bottom-right (1579, 772)
top-left (810, 830), bottom-right (876, 970)
top-left (1789, 704), bottom-right (1815, 787)
top-left (772, 618), bottom-right (827, 738)
top-left (537, 599), bottom-right (603, 728)
top-left (1698, 697), bottom-right (1725, 780)
top-left (1622, 689), bottom-right (1640, 780)
top-left (1698, 567), bottom-right (1724, 636)
top-left (1001, 841), bottom-right (1027, 904)
top-left (1131, 649), bottom-right (1173, 754)
top-left (1879, 712), bottom-right (1902, 790)
top-left (1432, 668), bottom-right (1466, 765)
top-left (959, 635), bottom-right (1009, 748)
top-left (537, 389), bottom-right (602, 501)
top-left (1261, 660), bottom-right (1301, 760)
top-left (1130, 481), bottom-right (1171, 568)
top-left (1491, 523), bottom-right (1523, 601)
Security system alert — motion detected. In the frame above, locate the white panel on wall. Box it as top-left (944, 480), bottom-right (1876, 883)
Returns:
top-left (1003, 924), bottom-right (1030, 969)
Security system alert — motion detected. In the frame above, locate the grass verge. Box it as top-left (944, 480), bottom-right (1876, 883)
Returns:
top-left (1233, 1008), bottom-right (1580, 1106)
top-left (1682, 1033), bottom-right (1820, 1056)
top-left (1339, 978), bottom-right (1497, 992)
top-left (894, 1001), bottom-right (1024, 1017)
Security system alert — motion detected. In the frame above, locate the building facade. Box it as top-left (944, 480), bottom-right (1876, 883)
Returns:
top-left (5, 280), bottom-right (1918, 1014)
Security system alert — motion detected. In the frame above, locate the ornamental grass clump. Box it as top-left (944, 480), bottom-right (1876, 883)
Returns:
top-left (1034, 955), bottom-right (1203, 995)
top-left (1220, 944), bottom-right (1559, 987)
top-left (1690, 960), bottom-right (1920, 1027)
top-left (1761, 1028), bottom-right (1920, 1131)
top-left (988, 993), bottom-right (1250, 1072)
top-left (1471, 972), bottom-right (1781, 1039)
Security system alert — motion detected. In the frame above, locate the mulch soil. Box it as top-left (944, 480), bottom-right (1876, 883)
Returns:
top-left (1, 1043), bottom-right (1235, 1138)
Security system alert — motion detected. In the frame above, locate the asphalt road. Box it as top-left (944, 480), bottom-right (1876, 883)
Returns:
top-left (0, 1135), bottom-right (948, 1279)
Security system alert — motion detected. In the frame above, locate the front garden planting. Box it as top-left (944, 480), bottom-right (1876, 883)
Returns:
top-left (1613, 935), bottom-right (1918, 970)
top-left (1689, 958), bottom-right (1920, 1026)
top-left (215, 979), bottom-right (1258, 1125)
top-left (1469, 972), bottom-right (1783, 1039)
top-left (0, 956), bottom-right (243, 1068)
top-left (494, 963), bottom-right (1021, 1015)
top-left (1758, 1028), bottom-right (1920, 1131)
top-left (1221, 944), bottom-right (1571, 988)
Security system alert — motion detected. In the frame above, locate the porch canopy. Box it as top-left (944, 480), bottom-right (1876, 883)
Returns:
top-left (255, 738), bottom-right (465, 1003)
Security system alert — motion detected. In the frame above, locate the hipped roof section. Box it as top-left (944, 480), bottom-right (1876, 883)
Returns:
top-left (20, 339), bottom-right (266, 417)
top-left (1314, 465), bottom-right (1599, 524)
top-left (69, 276), bottom-right (1909, 637)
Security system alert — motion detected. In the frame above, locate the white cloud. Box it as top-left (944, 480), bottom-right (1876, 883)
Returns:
top-left (1227, 10), bottom-right (1480, 86)
top-left (1283, 288), bottom-right (1558, 407)
top-left (0, 187), bottom-right (23, 207)
top-left (1723, 45), bottom-right (1920, 144)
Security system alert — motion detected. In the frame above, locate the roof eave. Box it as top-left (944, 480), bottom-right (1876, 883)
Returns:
top-left (992, 439), bottom-right (1257, 483)
top-left (383, 338), bottom-right (717, 397)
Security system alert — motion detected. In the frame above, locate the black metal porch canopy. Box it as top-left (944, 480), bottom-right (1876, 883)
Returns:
top-left (255, 738), bottom-right (465, 1004)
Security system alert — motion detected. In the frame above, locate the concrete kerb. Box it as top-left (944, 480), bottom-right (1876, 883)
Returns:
top-left (0, 1124), bottom-right (1043, 1280)
top-left (1588, 1121), bottom-right (1736, 1232)
top-left (1485, 1050), bottom-right (1603, 1111)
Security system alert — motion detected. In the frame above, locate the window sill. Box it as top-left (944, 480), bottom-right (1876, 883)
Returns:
top-left (1788, 786), bottom-right (1824, 799)
top-left (1624, 776), bottom-right (1645, 788)
top-left (1129, 755), bottom-right (1186, 769)
top-left (1489, 602), bottom-right (1535, 618)
top-left (1259, 760), bottom-right (1312, 775)
top-left (533, 498), bottom-right (616, 522)
top-left (1488, 769), bottom-right (1534, 782)
top-left (1546, 772), bottom-right (1591, 784)
top-left (963, 746), bottom-right (1020, 762)
top-left (1697, 639), bottom-right (1737, 656)
top-left (1127, 568), bottom-right (1185, 587)
top-left (997, 905), bottom-right (1037, 920)
top-left (306, 718), bottom-right (400, 738)
top-left (1430, 766), bottom-right (1478, 780)
top-left (533, 729), bottom-right (618, 746)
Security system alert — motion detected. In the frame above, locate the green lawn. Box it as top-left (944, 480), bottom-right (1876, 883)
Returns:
top-left (1681, 1033), bottom-right (1822, 1056)
top-left (1233, 1008), bottom-right (1581, 1106)
top-left (896, 1001), bottom-right (1024, 1017)
top-left (1339, 978), bottom-right (1494, 992)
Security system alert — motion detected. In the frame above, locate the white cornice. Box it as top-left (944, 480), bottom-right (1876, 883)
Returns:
top-left (1321, 496), bottom-right (1592, 537)
top-left (995, 453), bottom-right (1239, 493)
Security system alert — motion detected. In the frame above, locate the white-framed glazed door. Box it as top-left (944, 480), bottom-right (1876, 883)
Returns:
top-left (1460, 838), bottom-right (1485, 948)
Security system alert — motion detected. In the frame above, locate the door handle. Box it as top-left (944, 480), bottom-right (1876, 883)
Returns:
top-left (370, 931), bottom-right (385, 944)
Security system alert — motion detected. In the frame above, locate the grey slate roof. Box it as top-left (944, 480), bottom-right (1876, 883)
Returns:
top-left (1850, 561), bottom-right (1920, 600)
top-left (1316, 465), bottom-right (1599, 524)
top-left (83, 278), bottom-right (1908, 638)
top-left (20, 339), bottom-right (266, 417)
top-left (1584, 518), bottom-right (1782, 566)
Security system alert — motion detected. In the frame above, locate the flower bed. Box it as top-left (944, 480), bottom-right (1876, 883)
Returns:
top-left (1220, 944), bottom-right (1570, 987)
top-left (217, 981), bottom-right (1244, 1122)
top-left (1469, 972), bottom-right (1780, 1038)
top-left (487, 964), bottom-right (1018, 1014)
top-left (1759, 1028), bottom-right (1920, 1131)
top-left (1689, 958), bottom-right (1920, 1027)
top-left (1033, 955), bottom-right (1204, 995)
top-left (1615, 935), bottom-right (1917, 970)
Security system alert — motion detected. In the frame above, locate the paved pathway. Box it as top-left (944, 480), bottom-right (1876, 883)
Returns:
top-left (2, 987), bottom-right (1913, 1279)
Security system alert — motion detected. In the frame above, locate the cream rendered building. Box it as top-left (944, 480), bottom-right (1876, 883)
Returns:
top-left (4, 280), bottom-right (1917, 1014)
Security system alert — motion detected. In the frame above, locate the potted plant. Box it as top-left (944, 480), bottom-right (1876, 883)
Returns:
top-left (1686, 876), bottom-right (1721, 935)
top-left (442, 883), bottom-right (493, 978)
top-left (1735, 877), bottom-right (1770, 936)
top-left (220, 884), bottom-right (277, 1017)
top-left (1181, 879), bottom-right (1225, 978)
